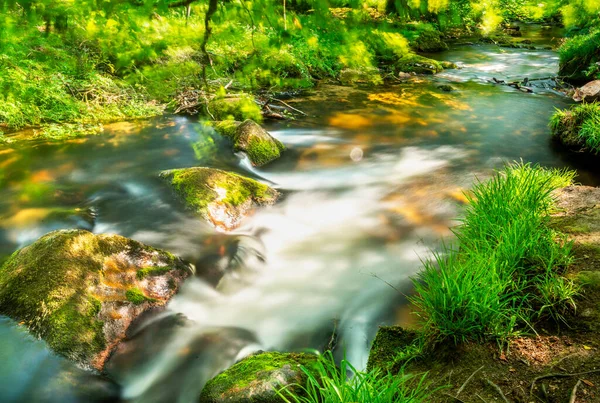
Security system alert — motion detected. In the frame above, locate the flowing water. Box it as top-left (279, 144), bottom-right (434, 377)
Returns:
top-left (0, 24), bottom-right (598, 402)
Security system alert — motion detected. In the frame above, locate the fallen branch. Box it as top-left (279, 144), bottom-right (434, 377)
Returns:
top-left (457, 365), bottom-right (485, 397)
top-left (269, 97), bottom-right (308, 116)
top-left (485, 379), bottom-right (510, 403)
top-left (569, 380), bottom-right (582, 403)
top-left (530, 369), bottom-right (600, 395)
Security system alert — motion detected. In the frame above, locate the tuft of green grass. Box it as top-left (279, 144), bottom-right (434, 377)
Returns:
top-left (278, 351), bottom-right (436, 403)
top-left (551, 103), bottom-right (600, 154)
top-left (411, 162), bottom-right (577, 345)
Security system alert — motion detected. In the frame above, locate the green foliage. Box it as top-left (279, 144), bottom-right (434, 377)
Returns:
top-left (125, 287), bottom-right (154, 305)
top-left (558, 29), bottom-right (600, 83)
top-left (411, 163), bottom-right (577, 345)
top-left (279, 351), bottom-right (435, 403)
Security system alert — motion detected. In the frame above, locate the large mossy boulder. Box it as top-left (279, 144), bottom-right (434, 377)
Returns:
top-left (394, 55), bottom-right (443, 75)
top-left (213, 120), bottom-right (285, 167)
top-left (199, 351), bottom-right (318, 403)
top-left (414, 30), bottom-right (449, 53)
top-left (0, 229), bottom-right (192, 370)
top-left (160, 167), bottom-right (279, 230)
top-left (366, 325), bottom-right (418, 373)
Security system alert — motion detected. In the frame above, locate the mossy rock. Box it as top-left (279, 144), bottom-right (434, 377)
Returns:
top-left (213, 120), bottom-right (285, 167)
top-left (199, 351), bottom-right (319, 403)
top-left (339, 67), bottom-right (383, 86)
top-left (366, 325), bottom-right (418, 373)
top-left (0, 229), bottom-right (192, 370)
top-left (413, 30), bottom-right (449, 53)
top-left (160, 167), bottom-right (279, 230)
top-left (394, 55), bottom-right (443, 75)
top-left (209, 96), bottom-right (263, 123)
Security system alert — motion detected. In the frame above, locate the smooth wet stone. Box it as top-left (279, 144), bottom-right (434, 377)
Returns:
top-left (160, 167), bottom-right (279, 231)
top-left (213, 120), bottom-right (285, 167)
top-left (0, 229), bottom-right (192, 370)
top-left (573, 80), bottom-right (600, 103)
top-left (199, 351), bottom-right (318, 403)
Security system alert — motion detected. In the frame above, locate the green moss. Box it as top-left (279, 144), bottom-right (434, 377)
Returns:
top-left (245, 136), bottom-right (285, 167)
top-left (200, 351), bottom-right (318, 403)
top-left (125, 287), bottom-right (154, 305)
top-left (413, 30), bottom-right (449, 52)
top-left (212, 121), bottom-right (241, 139)
top-left (160, 167), bottom-right (278, 220)
top-left (366, 326), bottom-right (418, 373)
top-left (394, 55), bottom-right (443, 75)
top-left (209, 96), bottom-right (263, 123)
top-left (136, 266), bottom-right (172, 280)
top-left (0, 229), bottom-right (188, 367)
top-left (0, 230), bottom-right (106, 364)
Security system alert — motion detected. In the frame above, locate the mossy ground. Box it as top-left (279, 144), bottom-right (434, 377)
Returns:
top-left (368, 186), bottom-right (600, 402)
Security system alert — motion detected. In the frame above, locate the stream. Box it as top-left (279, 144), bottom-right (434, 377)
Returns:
top-left (0, 24), bottom-right (598, 402)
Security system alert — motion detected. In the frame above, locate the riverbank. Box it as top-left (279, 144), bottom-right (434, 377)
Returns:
top-left (367, 183), bottom-right (600, 402)
top-left (0, 1), bottom-right (569, 143)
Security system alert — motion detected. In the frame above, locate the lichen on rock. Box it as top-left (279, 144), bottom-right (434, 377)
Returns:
top-left (213, 119), bottom-right (285, 167)
top-left (0, 229), bottom-right (192, 370)
top-left (199, 351), bottom-right (318, 403)
top-left (160, 167), bottom-right (279, 230)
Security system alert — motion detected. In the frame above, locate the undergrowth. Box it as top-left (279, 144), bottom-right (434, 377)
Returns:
top-left (279, 351), bottom-right (436, 403)
top-left (411, 162), bottom-right (577, 346)
top-left (550, 103), bottom-right (600, 154)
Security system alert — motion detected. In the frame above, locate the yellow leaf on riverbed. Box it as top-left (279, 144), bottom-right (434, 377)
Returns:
top-left (328, 113), bottom-right (372, 129)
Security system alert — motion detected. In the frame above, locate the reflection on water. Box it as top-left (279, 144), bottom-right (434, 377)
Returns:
top-left (1, 25), bottom-right (599, 402)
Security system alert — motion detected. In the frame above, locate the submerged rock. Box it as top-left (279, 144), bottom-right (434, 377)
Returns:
top-left (339, 66), bottom-right (383, 85)
top-left (394, 55), bottom-right (443, 75)
top-left (199, 351), bottom-right (318, 403)
top-left (160, 167), bottom-right (279, 230)
top-left (0, 229), bottom-right (192, 370)
top-left (366, 326), bottom-right (418, 373)
top-left (573, 80), bottom-right (600, 103)
top-left (213, 120), bottom-right (285, 167)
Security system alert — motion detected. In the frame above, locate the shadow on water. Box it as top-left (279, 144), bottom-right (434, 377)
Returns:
top-left (1, 24), bottom-right (600, 402)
